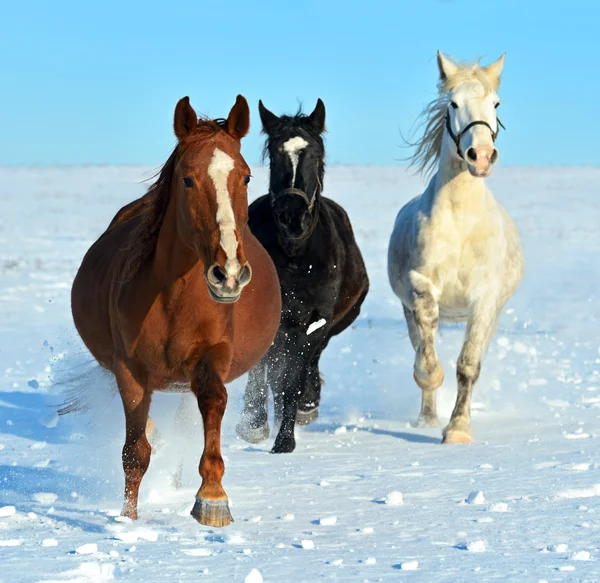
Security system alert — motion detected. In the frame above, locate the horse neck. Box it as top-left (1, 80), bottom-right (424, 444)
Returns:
top-left (153, 183), bottom-right (199, 282)
top-left (428, 137), bottom-right (489, 213)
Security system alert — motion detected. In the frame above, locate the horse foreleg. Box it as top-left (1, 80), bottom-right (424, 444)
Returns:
top-left (272, 328), bottom-right (327, 454)
top-left (190, 344), bottom-right (232, 527)
top-left (443, 300), bottom-right (499, 444)
top-left (116, 362), bottom-right (152, 520)
top-left (408, 273), bottom-right (443, 427)
top-left (236, 356), bottom-right (270, 444)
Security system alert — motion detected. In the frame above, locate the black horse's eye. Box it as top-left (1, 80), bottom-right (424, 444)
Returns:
top-left (450, 101), bottom-right (458, 109)
top-left (494, 102), bottom-right (501, 109)
top-left (244, 175), bottom-right (251, 186)
top-left (183, 177), bottom-right (193, 188)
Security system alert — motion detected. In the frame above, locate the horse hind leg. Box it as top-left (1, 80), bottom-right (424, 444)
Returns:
top-left (406, 273), bottom-right (444, 427)
top-left (236, 357), bottom-right (270, 444)
top-left (116, 362), bottom-right (152, 521)
top-left (443, 300), bottom-right (499, 444)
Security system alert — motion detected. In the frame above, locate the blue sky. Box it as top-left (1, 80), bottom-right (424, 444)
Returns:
top-left (1, 0), bottom-right (597, 166)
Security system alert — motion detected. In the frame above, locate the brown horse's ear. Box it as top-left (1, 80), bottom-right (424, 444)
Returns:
top-left (174, 97), bottom-right (198, 141)
top-left (309, 98), bottom-right (326, 133)
top-left (226, 95), bottom-right (250, 141)
top-left (258, 100), bottom-right (279, 134)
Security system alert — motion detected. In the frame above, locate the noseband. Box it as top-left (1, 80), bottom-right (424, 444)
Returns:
top-left (269, 175), bottom-right (322, 214)
top-left (445, 114), bottom-right (506, 160)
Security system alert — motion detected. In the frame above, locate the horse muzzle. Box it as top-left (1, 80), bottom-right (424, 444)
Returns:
top-left (205, 262), bottom-right (252, 304)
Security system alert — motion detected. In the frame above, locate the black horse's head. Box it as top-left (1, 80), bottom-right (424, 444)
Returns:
top-left (259, 99), bottom-right (326, 240)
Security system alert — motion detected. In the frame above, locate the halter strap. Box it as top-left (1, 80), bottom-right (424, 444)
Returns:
top-left (445, 114), bottom-right (506, 160)
top-left (269, 174), bottom-right (322, 213)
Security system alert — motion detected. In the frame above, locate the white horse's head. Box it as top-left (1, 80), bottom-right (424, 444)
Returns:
top-left (438, 52), bottom-right (505, 178)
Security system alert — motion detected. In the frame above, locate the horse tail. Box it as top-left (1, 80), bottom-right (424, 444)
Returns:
top-left (54, 359), bottom-right (118, 416)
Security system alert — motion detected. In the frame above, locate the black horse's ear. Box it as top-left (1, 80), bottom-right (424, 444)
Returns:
top-left (309, 98), bottom-right (326, 133)
top-left (258, 100), bottom-right (279, 133)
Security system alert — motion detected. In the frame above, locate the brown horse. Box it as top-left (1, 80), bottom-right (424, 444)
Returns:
top-left (70, 95), bottom-right (281, 527)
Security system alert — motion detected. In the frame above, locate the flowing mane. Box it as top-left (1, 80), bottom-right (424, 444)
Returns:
top-left (120, 118), bottom-right (228, 282)
top-left (406, 56), bottom-right (501, 177)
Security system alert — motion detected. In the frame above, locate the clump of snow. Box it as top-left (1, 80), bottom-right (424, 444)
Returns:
top-left (360, 527), bottom-right (374, 534)
top-left (400, 560), bottom-right (419, 570)
top-left (466, 540), bottom-right (486, 552)
top-left (0, 506), bottom-right (16, 518)
top-left (226, 534), bottom-right (245, 545)
top-left (248, 515), bottom-right (262, 524)
top-left (330, 559), bottom-right (343, 566)
top-left (307, 318), bottom-right (326, 335)
top-left (182, 548), bottom-right (211, 557)
top-left (281, 513), bottom-right (295, 521)
top-left (384, 491), bottom-right (404, 506)
top-left (301, 540), bottom-right (314, 549)
top-left (547, 543), bottom-right (568, 553)
top-left (364, 557), bottom-right (376, 565)
top-left (334, 426), bottom-right (347, 435)
top-left (0, 540), bottom-right (22, 547)
top-left (32, 493), bottom-right (58, 505)
top-left (75, 543), bottom-right (98, 555)
top-left (465, 490), bottom-right (486, 505)
top-left (319, 515), bottom-right (337, 526)
top-left (488, 502), bottom-right (509, 513)
top-left (42, 539), bottom-right (58, 547)
top-left (569, 550), bottom-right (591, 561)
top-left (245, 569), bottom-right (263, 583)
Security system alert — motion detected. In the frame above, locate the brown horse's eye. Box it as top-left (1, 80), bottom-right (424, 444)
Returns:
top-left (244, 175), bottom-right (251, 186)
top-left (183, 177), bottom-right (193, 188)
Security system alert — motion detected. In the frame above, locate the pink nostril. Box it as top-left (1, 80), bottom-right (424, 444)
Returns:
top-left (473, 145), bottom-right (494, 162)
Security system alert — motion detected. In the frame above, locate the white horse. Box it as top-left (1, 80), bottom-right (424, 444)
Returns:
top-left (388, 52), bottom-right (524, 444)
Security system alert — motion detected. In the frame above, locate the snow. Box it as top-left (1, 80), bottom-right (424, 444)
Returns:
top-left (465, 490), bottom-right (486, 505)
top-left (0, 505), bottom-right (16, 517)
top-left (384, 490), bottom-right (404, 505)
top-left (2, 165), bottom-right (600, 581)
top-left (306, 318), bottom-right (326, 335)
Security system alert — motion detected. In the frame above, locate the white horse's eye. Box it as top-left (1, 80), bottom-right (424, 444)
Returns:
top-left (450, 102), bottom-right (458, 109)
top-left (494, 102), bottom-right (501, 109)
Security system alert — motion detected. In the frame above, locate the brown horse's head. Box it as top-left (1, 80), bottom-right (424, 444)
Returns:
top-left (172, 95), bottom-right (252, 303)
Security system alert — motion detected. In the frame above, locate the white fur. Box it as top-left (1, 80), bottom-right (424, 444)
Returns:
top-left (387, 54), bottom-right (523, 442)
top-left (283, 136), bottom-right (308, 187)
top-left (207, 148), bottom-right (239, 276)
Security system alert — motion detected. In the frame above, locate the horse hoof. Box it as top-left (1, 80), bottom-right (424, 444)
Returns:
top-left (190, 498), bottom-right (233, 527)
top-left (271, 434), bottom-right (296, 454)
top-left (442, 427), bottom-right (473, 444)
top-left (296, 407), bottom-right (319, 426)
top-left (416, 415), bottom-right (441, 428)
top-left (236, 421), bottom-right (270, 444)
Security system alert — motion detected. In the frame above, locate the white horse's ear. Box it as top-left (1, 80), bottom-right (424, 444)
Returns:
top-left (437, 51), bottom-right (459, 82)
top-left (484, 53), bottom-right (506, 85)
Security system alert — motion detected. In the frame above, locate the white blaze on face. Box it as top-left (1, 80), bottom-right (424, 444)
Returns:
top-left (207, 148), bottom-right (239, 277)
top-left (283, 136), bottom-right (308, 187)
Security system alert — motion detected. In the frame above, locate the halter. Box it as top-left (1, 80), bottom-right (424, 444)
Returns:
top-left (445, 114), bottom-right (506, 160)
top-left (269, 174), bottom-right (322, 213)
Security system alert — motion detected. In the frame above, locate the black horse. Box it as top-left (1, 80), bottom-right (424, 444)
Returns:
top-left (236, 99), bottom-right (369, 453)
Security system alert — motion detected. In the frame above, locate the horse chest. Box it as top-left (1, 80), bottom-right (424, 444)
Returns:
top-left (279, 268), bottom-right (337, 327)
